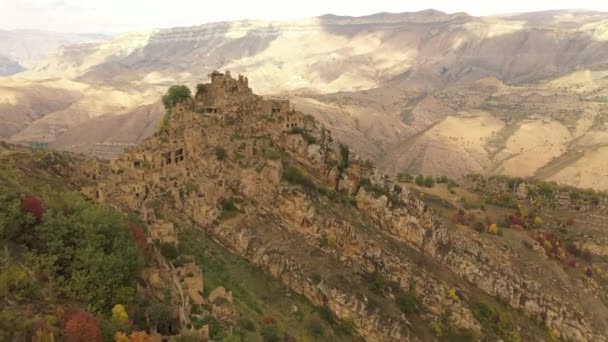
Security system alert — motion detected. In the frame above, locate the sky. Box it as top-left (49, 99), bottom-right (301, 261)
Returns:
top-left (1, 0), bottom-right (608, 34)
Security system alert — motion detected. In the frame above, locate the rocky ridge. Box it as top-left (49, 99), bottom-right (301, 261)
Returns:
top-left (78, 71), bottom-right (608, 341)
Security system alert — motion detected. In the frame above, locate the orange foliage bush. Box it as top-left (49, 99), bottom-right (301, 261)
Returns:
top-left (63, 310), bottom-right (103, 342)
top-left (261, 315), bottom-right (276, 326)
top-left (129, 331), bottom-right (151, 342)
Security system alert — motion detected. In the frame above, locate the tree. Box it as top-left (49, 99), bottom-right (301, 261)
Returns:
top-left (114, 332), bottom-right (130, 342)
top-left (129, 331), bottom-right (152, 342)
top-left (111, 304), bottom-right (128, 324)
top-left (415, 175), bottom-right (425, 186)
top-left (149, 302), bottom-right (175, 335)
top-left (64, 310), bottom-right (103, 342)
top-left (488, 224), bottom-right (498, 235)
top-left (161, 85), bottom-right (192, 110)
top-left (396, 292), bottom-right (418, 314)
top-left (21, 195), bottom-right (46, 223)
top-left (36, 192), bottom-right (143, 311)
top-left (0, 185), bottom-right (27, 239)
top-left (423, 176), bottom-right (435, 188)
top-left (339, 144), bottom-right (350, 169)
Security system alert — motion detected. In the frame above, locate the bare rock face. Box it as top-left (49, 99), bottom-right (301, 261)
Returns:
top-left (208, 286), bottom-right (231, 304)
top-left (80, 71), bottom-right (608, 341)
top-left (178, 262), bottom-right (205, 305)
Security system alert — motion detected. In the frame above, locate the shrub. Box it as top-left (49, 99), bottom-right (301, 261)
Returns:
top-left (215, 147), bottom-right (227, 161)
top-left (488, 224), bottom-right (498, 235)
top-left (158, 111), bottom-right (171, 133)
top-left (36, 194), bottom-right (143, 311)
top-left (173, 334), bottom-right (202, 342)
top-left (238, 317), bottom-right (256, 332)
top-left (473, 221), bottom-right (485, 233)
top-left (397, 173), bottom-right (413, 183)
top-left (261, 324), bottom-right (281, 342)
top-left (319, 306), bottom-right (333, 322)
top-left (261, 316), bottom-right (276, 327)
top-left (0, 264), bottom-right (35, 299)
top-left (307, 318), bottom-right (324, 337)
top-left (446, 288), bottom-right (459, 301)
top-left (63, 310), bottom-right (103, 342)
top-left (129, 331), bottom-right (152, 342)
top-left (220, 199), bottom-right (237, 212)
top-left (159, 242), bottom-right (178, 260)
top-left (149, 303), bottom-right (175, 335)
top-left (359, 177), bottom-right (371, 187)
top-left (111, 304), bottom-right (128, 325)
top-left (21, 195), bottom-right (45, 223)
top-left (282, 167), bottom-right (316, 192)
top-left (449, 211), bottom-right (466, 225)
top-left (471, 302), bottom-right (520, 341)
top-left (396, 292), bottom-right (418, 314)
top-left (339, 144), bottom-right (350, 169)
top-left (415, 175), bottom-right (425, 186)
top-left (335, 319), bottom-right (354, 335)
top-left (429, 321), bottom-right (443, 337)
top-left (0, 186), bottom-right (27, 240)
top-left (423, 176), bottom-right (435, 188)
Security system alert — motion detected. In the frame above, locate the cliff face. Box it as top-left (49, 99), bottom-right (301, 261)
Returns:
top-left (79, 72), bottom-right (608, 341)
top-left (37, 11), bottom-right (608, 92)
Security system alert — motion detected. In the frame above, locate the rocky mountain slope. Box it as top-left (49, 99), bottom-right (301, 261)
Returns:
top-left (76, 72), bottom-right (608, 341)
top-left (3, 10), bottom-right (608, 190)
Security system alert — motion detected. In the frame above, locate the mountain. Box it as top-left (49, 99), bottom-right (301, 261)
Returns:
top-left (74, 72), bottom-right (608, 340)
top-left (2, 71), bottom-right (608, 341)
top-left (0, 55), bottom-right (25, 76)
top-left (4, 10), bottom-right (608, 190)
top-left (32, 10), bottom-right (608, 91)
top-left (0, 29), bottom-right (110, 70)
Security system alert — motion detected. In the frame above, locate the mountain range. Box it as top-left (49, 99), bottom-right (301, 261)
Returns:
top-left (2, 9), bottom-right (608, 189)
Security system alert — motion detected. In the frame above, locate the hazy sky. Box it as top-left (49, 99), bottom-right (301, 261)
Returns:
top-left (2, 0), bottom-right (608, 34)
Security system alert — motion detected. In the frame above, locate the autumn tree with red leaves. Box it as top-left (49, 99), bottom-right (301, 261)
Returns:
top-left (63, 310), bottom-right (103, 342)
top-left (21, 194), bottom-right (46, 223)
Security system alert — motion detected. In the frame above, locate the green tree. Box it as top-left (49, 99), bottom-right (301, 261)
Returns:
top-left (339, 144), bottom-right (350, 169)
top-left (162, 85), bottom-right (192, 110)
top-left (36, 192), bottom-right (143, 312)
top-left (0, 184), bottom-right (27, 240)
top-left (415, 175), bottom-right (425, 186)
top-left (423, 176), bottom-right (435, 188)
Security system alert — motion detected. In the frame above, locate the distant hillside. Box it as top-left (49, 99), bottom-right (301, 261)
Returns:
top-left (0, 55), bottom-right (25, 76)
top-left (3, 10), bottom-right (608, 190)
top-left (0, 29), bottom-right (110, 70)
